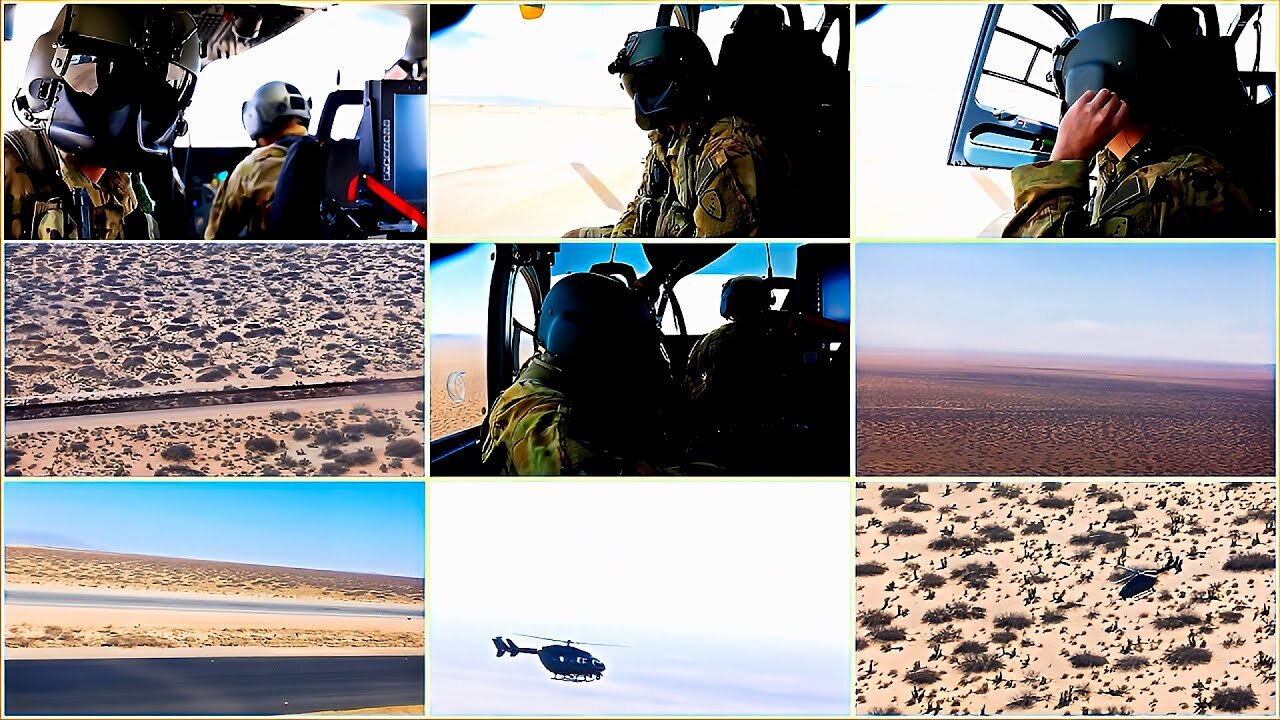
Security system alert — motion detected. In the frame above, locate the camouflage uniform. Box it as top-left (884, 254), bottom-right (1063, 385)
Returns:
top-left (204, 125), bottom-right (309, 239)
top-left (482, 353), bottom-right (670, 475)
top-left (566, 116), bottom-right (772, 238)
top-left (3, 128), bottom-right (152, 239)
top-left (1003, 136), bottom-right (1256, 237)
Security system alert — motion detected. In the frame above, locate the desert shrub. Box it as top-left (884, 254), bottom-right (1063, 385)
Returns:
top-left (1036, 495), bottom-right (1073, 509)
top-left (861, 609), bottom-right (893, 628)
top-left (950, 562), bottom-right (999, 589)
top-left (385, 437), bottom-right (422, 458)
top-left (1093, 490), bottom-right (1124, 504)
top-left (350, 404), bottom-right (373, 416)
top-left (1040, 481), bottom-right (1063, 492)
top-left (160, 443), bottom-right (194, 461)
top-left (902, 500), bottom-right (933, 512)
top-left (319, 461), bottom-right (349, 476)
top-left (1219, 611), bottom-right (1244, 624)
top-left (991, 484), bottom-right (1022, 499)
top-left (1210, 686), bottom-right (1258, 712)
top-left (929, 627), bottom-right (962, 644)
top-left (337, 448), bottom-right (376, 466)
top-left (245, 436), bottom-right (278, 454)
top-left (292, 426), bottom-right (312, 441)
top-left (155, 464), bottom-right (205, 476)
top-left (1113, 656), bottom-right (1149, 671)
top-left (990, 630), bottom-right (1017, 644)
top-left (363, 418), bottom-right (395, 437)
top-left (922, 607), bottom-right (954, 624)
top-left (1164, 646), bottom-right (1212, 666)
top-left (993, 613), bottom-right (1033, 630)
top-left (955, 653), bottom-right (1004, 673)
top-left (1152, 613), bottom-right (1202, 629)
top-left (315, 428), bottom-right (348, 446)
top-left (1069, 530), bottom-right (1128, 550)
top-left (868, 708), bottom-right (900, 716)
top-left (1042, 610), bottom-right (1068, 624)
top-left (870, 626), bottom-right (907, 642)
top-left (955, 640), bottom-right (988, 654)
top-left (320, 447), bottom-right (343, 460)
top-left (855, 505), bottom-right (874, 516)
top-left (1006, 693), bottom-right (1044, 709)
top-left (904, 668), bottom-right (942, 685)
top-left (855, 636), bottom-right (868, 650)
top-left (1070, 652), bottom-right (1108, 668)
top-left (69, 441), bottom-right (89, 452)
top-left (979, 524), bottom-right (1015, 542)
top-left (1107, 507), bottom-right (1137, 523)
top-left (1223, 553), bottom-right (1275, 572)
top-left (270, 410), bottom-right (302, 422)
top-left (880, 494), bottom-right (906, 509)
top-left (918, 573), bottom-right (946, 589)
top-left (928, 534), bottom-right (988, 551)
top-left (1023, 520), bottom-right (1047, 535)
top-left (948, 602), bottom-right (986, 620)
top-left (857, 562), bottom-right (888, 576)
top-left (1024, 572), bottom-right (1052, 584)
top-left (882, 519), bottom-right (926, 536)
top-left (1233, 509), bottom-right (1274, 525)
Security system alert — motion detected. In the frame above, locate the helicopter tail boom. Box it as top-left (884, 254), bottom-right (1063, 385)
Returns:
top-left (493, 637), bottom-right (535, 657)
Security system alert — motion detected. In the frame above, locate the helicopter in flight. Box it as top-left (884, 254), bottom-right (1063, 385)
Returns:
top-left (492, 634), bottom-right (627, 682)
top-left (1113, 551), bottom-right (1184, 600)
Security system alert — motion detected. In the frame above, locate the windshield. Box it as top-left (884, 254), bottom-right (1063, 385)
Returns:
top-left (2, 4), bottom-right (410, 146)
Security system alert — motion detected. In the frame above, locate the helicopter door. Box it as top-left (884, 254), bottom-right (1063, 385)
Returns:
top-left (485, 244), bottom-right (552, 404)
top-left (946, 4), bottom-right (1078, 169)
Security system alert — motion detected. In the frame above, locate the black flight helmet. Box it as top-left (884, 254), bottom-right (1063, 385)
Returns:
top-left (720, 275), bottom-right (773, 321)
top-left (1051, 18), bottom-right (1174, 122)
top-left (19, 4), bottom-right (201, 170)
top-left (609, 26), bottom-right (714, 131)
top-left (536, 273), bottom-right (667, 381)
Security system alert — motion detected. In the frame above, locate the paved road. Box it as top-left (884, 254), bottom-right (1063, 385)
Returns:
top-left (4, 589), bottom-right (423, 618)
top-left (4, 656), bottom-right (424, 715)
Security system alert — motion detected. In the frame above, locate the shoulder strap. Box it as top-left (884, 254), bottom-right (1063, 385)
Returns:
top-left (4, 128), bottom-right (64, 198)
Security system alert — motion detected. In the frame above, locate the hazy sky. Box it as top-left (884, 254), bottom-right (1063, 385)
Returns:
top-left (430, 4), bottom-right (840, 107)
top-left (3, 482), bottom-right (425, 577)
top-left (856, 243), bottom-right (1277, 365)
top-left (429, 482), bottom-right (851, 715)
top-left (3, 4), bottom-right (409, 147)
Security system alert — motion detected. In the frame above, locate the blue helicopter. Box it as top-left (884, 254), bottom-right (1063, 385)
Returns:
top-left (492, 634), bottom-right (627, 682)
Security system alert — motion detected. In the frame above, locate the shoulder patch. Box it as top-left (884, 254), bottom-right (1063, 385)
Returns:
top-left (699, 189), bottom-right (724, 221)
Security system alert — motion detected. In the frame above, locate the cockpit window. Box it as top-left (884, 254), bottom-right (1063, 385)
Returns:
top-left (430, 245), bottom-right (495, 441)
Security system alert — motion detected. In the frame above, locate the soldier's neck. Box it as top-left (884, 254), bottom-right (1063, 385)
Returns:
top-left (67, 155), bottom-right (107, 185)
top-left (1106, 124), bottom-right (1150, 161)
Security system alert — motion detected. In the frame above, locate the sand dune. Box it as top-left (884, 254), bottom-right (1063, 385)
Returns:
top-left (855, 482), bottom-right (1277, 715)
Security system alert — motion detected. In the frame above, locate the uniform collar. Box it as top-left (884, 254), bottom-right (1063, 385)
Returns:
top-left (53, 146), bottom-right (137, 215)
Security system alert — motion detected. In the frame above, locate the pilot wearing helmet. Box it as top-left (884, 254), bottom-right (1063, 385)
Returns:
top-left (204, 81), bottom-right (313, 239)
top-left (481, 273), bottom-right (681, 475)
top-left (1003, 17), bottom-right (1255, 237)
top-left (564, 26), bottom-right (780, 238)
top-left (4, 4), bottom-right (200, 239)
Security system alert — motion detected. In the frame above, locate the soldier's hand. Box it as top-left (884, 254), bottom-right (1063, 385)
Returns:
top-left (1050, 88), bottom-right (1130, 162)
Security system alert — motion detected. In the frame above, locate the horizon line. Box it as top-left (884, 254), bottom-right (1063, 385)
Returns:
top-left (4, 543), bottom-right (425, 582)
top-left (856, 346), bottom-right (1278, 370)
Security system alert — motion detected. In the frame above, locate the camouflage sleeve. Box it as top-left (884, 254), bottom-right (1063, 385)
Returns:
top-left (3, 139), bottom-right (35, 239)
top-left (204, 167), bottom-right (246, 240)
top-left (684, 331), bottom-right (715, 400)
top-left (1001, 159), bottom-right (1092, 237)
top-left (692, 130), bottom-right (761, 238)
top-left (563, 146), bottom-right (655, 238)
top-left (1112, 155), bottom-right (1258, 238)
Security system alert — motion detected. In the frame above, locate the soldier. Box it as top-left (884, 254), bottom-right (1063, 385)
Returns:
top-left (4, 5), bottom-right (200, 239)
top-left (1003, 18), bottom-right (1257, 238)
top-left (564, 26), bottom-right (779, 238)
top-left (204, 81), bottom-right (313, 239)
top-left (481, 272), bottom-right (681, 475)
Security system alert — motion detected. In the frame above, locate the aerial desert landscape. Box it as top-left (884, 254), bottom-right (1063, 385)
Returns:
top-left (855, 482), bottom-right (1277, 715)
top-left (430, 334), bottom-right (486, 441)
top-left (4, 243), bottom-right (425, 476)
top-left (857, 351), bottom-right (1276, 476)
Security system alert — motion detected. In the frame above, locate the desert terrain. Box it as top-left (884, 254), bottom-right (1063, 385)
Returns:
top-left (6, 546), bottom-right (424, 654)
top-left (6, 393), bottom-right (424, 476)
top-left (855, 482), bottom-right (1277, 715)
top-left (430, 104), bottom-right (650, 236)
top-left (4, 243), bottom-right (425, 476)
top-left (430, 334), bottom-right (487, 440)
top-left (857, 351), bottom-right (1276, 476)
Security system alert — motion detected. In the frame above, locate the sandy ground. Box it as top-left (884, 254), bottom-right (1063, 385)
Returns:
top-left (4, 243), bottom-right (424, 403)
top-left (292, 706), bottom-right (424, 716)
top-left (429, 104), bottom-right (651, 236)
top-left (5, 546), bottom-right (423, 605)
top-left (430, 335), bottom-right (486, 440)
top-left (857, 351), bottom-right (1276, 476)
top-left (855, 482), bottom-right (1277, 715)
top-left (6, 392), bottom-right (424, 476)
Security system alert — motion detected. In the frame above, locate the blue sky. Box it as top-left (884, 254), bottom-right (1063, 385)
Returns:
top-left (3, 482), bottom-right (425, 577)
top-left (429, 482), bottom-right (850, 715)
top-left (856, 243), bottom-right (1277, 365)
top-left (430, 243), bottom-right (802, 337)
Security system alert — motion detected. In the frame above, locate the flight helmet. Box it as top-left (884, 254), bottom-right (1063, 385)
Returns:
top-left (536, 273), bottom-right (664, 374)
top-left (1051, 18), bottom-right (1174, 121)
top-left (242, 81), bottom-right (312, 141)
top-left (608, 26), bottom-right (714, 131)
top-left (720, 275), bottom-right (774, 320)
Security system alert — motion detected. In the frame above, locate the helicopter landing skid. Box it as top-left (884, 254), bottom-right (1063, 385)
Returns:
top-left (551, 673), bottom-right (602, 683)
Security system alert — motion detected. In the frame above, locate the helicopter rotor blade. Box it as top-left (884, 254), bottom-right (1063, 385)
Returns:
top-left (514, 633), bottom-right (567, 643)
top-left (513, 633), bottom-right (629, 648)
